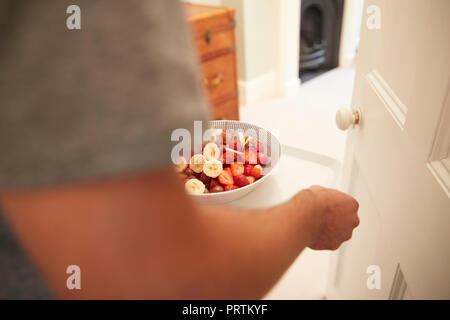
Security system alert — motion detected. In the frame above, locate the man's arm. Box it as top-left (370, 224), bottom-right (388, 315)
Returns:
top-left (0, 168), bottom-right (359, 299)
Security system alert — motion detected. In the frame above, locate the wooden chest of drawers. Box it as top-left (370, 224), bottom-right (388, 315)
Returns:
top-left (184, 3), bottom-right (239, 120)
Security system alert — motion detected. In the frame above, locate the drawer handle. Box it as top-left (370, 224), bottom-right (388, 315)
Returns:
top-left (205, 29), bottom-right (212, 44)
top-left (203, 72), bottom-right (224, 88)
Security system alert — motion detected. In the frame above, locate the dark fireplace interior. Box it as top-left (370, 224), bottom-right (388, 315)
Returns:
top-left (299, 0), bottom-right (344, 83)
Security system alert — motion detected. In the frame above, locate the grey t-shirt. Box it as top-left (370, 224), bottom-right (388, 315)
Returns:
top-left (0, 0), bottom-right (209, 298)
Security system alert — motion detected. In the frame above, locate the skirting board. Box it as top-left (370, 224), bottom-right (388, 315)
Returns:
top-left (239, 72), bottom-right (301, 106)
top-left (238, 72), bottom-right (278, 107)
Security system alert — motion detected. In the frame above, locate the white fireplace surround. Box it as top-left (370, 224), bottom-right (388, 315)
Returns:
top-left (183, 0), bottom-right (364, 106)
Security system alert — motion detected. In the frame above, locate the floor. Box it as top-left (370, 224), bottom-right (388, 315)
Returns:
top-left (239, 67), bottom-right (356, 299)
top-left (299, 68), bottom-right (330, 83)
top-left (240, 67), bottom-right (356, 162)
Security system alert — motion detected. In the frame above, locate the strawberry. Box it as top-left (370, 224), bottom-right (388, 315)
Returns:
top-left (218, 167), bottom-right (234, 185)
top-left (230, 162), bottom-right (244, 176)
top-left (220, 152), bottom-right (225, 164)
top-left (244, 164), bottom-right (254, 176)
top-left (236, 152), bottom-right (244, 163)
top-left (209, 178), bottom-right (220, 190)
top-left (223, 130), bottom-right (234, 146)
top-left (236, 140), bottom-right (245, 152)
top-left (224, 185), bottom-right (239, 191)
top-left (226, 138), bottom-right (233, 150)
top-left (226, 137), bottom-right (239, 150)
top-left (222, 152), bottom-right (234, 165)
top-left (245, 149), bottom-right (258, 165)
top-left (246, 176), bottom-right (256, 184)
top-left (233, 139), bottom-right (240, 151)
top-left (225, 135), bottom-right (244, 152)
top-left (258, 152), bottom-right (269, 165)
top-left (193, 172), bottom-right (202, 179)
top-left (249, 140), bottom-right (263, 152)
top-left (251, 164), bottom-right (263, 179)
top-left (234, 175), bottom-right (250, 187)
top-left (223, 150), bottom-right (244, 164)
top-left (257, 141), bottom-right (264, 152)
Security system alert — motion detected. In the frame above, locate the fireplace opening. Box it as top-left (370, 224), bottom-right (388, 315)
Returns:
top-left (299, 0), bottom-right (344, 83)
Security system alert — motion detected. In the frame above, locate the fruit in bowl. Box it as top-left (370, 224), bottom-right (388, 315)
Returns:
top-left (173, 120), bottom-right (281, 205)
top-left (178, 129), bottom-right (269, 195)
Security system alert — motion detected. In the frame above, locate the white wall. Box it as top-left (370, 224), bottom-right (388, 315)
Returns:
top-left (278, 0), bottom-right (301, 96)
top-left (235, 0), bottom-right (301, 105)
top-left (236, 0), bottom-right (281, 105)
top-left (339, 0), bottom-right (364, 67)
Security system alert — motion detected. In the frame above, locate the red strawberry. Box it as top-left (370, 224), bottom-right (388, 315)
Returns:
top-left (249, 140), bottom-right (263, 152)
top-left (257, 141), bottom-right (264, 152)
top-left (220, 153), bottom-right (225, 164)
top-left (236, 140), bottom-right (245, 152)
top-left (218, 167), bottom-right (234, 185)
top-left (222, 152), bottom-right (234, 165)
top-left (230, 162), bottom-right (244, 176)
top-left (235, 175), bottom-right (250, 187)
top-left (223, 130), bottom-right (234, 146)
top-left (224, 185), bottom-right (239, 191)
top-left (209, 178), bottom-right (220, 190)
top-left (251, 164), bottom-right (263, 179)
top-left (257, 152), bottom-right (269, 165)
top-left (244, 164), bottom-right (254, 176)
top-left (236, 152), bottom-right (244, 163)
top-left (246, 176), bottom-right (256, 184)
top-left (233, 139), bottom-right (240, 151)
top-left (223, 151), bottom-right (244, 164)
top-left (226, 138), bottom-right (237, 150)
top-left (245, 149), bottom-right (258, 164)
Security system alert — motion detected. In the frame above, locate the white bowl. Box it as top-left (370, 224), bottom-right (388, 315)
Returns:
top-left (190, 120), bottom-right (281, 205)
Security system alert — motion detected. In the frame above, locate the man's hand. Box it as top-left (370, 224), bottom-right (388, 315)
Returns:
top-left (300, 186), bottom-right (360, 250)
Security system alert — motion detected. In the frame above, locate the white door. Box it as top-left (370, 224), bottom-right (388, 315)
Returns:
top-left (327, 0), bottom-right (450, 299)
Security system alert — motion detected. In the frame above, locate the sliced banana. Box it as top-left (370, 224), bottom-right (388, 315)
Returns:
top-left (190, 154), bottom-right (205, 173)
top-left (174, 157), bottom-right (187, 173)
top-left (185, 178), bottom-right (205, 195)
top-left (203, 142), bottom-right (220, 161)
top-left (209, 129), bottom-right (223, 142)
top-left (237, 132), bottom-right (245, 147)
top-left (203, 159), bottom-right (223, 178)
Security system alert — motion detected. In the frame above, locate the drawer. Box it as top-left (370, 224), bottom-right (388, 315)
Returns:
top-left (186, 6), bottom-right (236, 60)
top-left (212, 97), bottom-right (239, 120)
top-left (194, 29), bottom-right (235, 61)
top-left (200, 52), bottom-right (237, 104)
